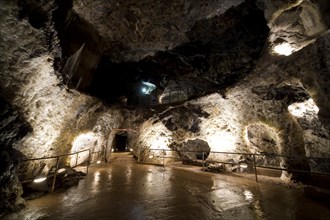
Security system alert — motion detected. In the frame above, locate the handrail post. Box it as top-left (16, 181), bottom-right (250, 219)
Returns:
top-left (86, 149), bottom-right (91, 174)
top-left (202, 152), bottom-right (205, 172)
top-left (75, 152), bottom-right (79, 167)
top-left (162, 149), bottom-right (165, 166)
top-left (51, 156), bottom-right (60, 193)
top-left (138, 149), bottom-right (141, 163)
top-left (252, 154), bottom-right (258, 182)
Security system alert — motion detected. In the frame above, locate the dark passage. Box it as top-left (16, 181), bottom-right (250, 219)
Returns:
top-left (112, 132), bottom-right (128, 152)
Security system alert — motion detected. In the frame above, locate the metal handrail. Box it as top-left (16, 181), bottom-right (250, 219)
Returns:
top-left (147, 148), bottom-right (329, 160)
top-left (19, 149), bottom-right (103, 192)
top-left (141, 148), bottom-right (330, 183)
top-left (20, 149), bottom-right (91, 162)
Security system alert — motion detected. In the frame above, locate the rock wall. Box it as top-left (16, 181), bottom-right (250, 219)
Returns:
top-left (0, 98), bottom-right (31, 217)
top-left (127, 28), bottom-right (330, 183)
top-left (0, 0), bottom-right (123, 215)
top-left (52, 0), bottom-right (104, 91)
top-left (257, 0), bottom-right (329, 54)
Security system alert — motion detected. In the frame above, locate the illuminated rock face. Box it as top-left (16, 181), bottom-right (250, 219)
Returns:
top-left (258, 0), bottom-right (329, 55)
top-left (0, 1), bottom-right (123, 215)
top-left (0, 0), bottom-right (124, 158)
top-left (128, 31), bottom-right (330, 181)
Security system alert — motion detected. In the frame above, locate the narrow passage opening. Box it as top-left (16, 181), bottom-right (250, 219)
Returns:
top-left (112, 131), bottom-right (128, 152)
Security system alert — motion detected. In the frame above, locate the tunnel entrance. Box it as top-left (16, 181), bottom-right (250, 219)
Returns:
top-left (112, 131), bottom-right (128, 152)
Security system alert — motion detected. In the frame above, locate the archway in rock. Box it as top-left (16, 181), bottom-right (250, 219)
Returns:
top-left (112, 131), bottom-right (128, 152)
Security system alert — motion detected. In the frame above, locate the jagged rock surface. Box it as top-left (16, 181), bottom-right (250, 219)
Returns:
top-left (0, 0), bottom-right (123, 215)
top-left (0, 99), bottom-right (31, 217)
top-left (72, 0), bottom-right (243, 62)
top-left (128, 31), bottom-right (330, 181)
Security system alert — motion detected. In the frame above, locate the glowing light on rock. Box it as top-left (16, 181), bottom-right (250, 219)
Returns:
top-left (150, 136), bottom-right (171, 150)
top-left (205, 132), bottom-right (237, 152)
top-left (13, 55), bottom-right (95, 159)
top-left (136, 120), bottom-right (173, 162)
top-left (139, 121), bottom-right (172, 150)
top-left (273, 43), bottom-right (295, 56)
top-left (288, 98), bottom-right (319, 118)
top-left (16, 56), bottom-right (68, 157)
top-left (195, 93), bottom-right (241, 154)
top-left (70, 132), bottom-right (98, 166)
top-left (71, 132), bottom-right (98, 151)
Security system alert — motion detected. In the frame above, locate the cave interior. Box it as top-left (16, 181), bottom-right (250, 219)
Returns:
top-left (1, 0), bottom-right (330, 217)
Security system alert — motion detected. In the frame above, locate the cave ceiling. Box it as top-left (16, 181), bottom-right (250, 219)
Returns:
top-left (17, 0), bottom-right (330, 103)
top-left (72, 0), bottom-right (244, 62)
top-left (57, 0), bottom-right (267, 101)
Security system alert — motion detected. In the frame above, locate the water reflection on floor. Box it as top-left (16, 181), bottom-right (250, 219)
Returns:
top-left (5, 153), bottom-right (330, 220)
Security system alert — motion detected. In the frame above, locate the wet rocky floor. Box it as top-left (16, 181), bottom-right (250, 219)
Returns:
top-left (5, 152), bottom-right (330, 220)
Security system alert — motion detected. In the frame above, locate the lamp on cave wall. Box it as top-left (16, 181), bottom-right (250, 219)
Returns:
top-left (238, 162), bottom-right (248, 169)
top-left (33, 176), bottom-right (47, 183)
top-left (237, 161), bottom-right (248, 173)
top-left (57, 168), bottom-right (66, 174)
top-left (273, 42), bottom-right (295, 56)
top-left (33, 165), bottom-right (50, 183)
top-left (141, 81), bottom-right (156, 95)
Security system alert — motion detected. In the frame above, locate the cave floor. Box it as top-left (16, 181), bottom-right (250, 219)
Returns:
top-left (6, 152), bottom-right (330, 220)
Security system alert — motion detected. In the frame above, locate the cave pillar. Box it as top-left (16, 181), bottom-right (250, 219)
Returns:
top-left (277, 112), bottom-right (311, 183)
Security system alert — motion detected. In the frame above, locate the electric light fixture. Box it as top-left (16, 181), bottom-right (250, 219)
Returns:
top-left (33, 176), bottom-right (47, 183)
top-left (273, 43), bottom-right (295, 56)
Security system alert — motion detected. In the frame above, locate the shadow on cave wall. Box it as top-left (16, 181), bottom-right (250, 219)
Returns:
top-left (0, 97), bottom-right (32, 217)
